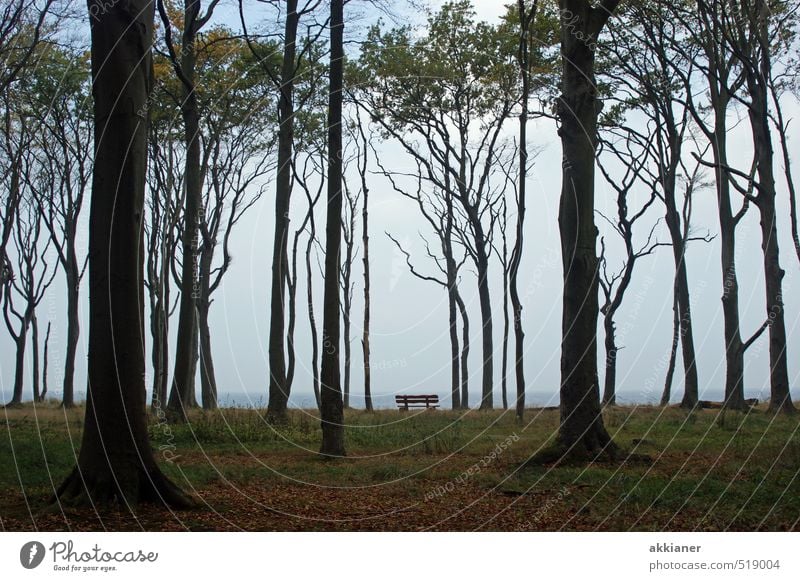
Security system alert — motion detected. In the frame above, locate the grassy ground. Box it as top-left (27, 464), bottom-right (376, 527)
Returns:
top-left (1, 401), bottom-right (798, 531)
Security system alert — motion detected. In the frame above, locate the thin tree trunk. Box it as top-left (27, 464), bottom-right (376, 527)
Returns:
top-left (167, 1), bottom-right (202, 421)
top-left (661, 292), bottom-right (680, 406)
top-left (42, 322), bottom-right (51, 401)
top-left (305, 214), bottom-right (321, 410)
top-left (602, 312), bottom-right (616, 406)
top-left (360, 130), bottom-right (373, 412)
top-left (198, 302), bottom-right (217, 411)
top-left (511, 0), bottom-right (533, 423)
top-left (61, 262), bottom-right (79, 408)
top-left (319, 0), bottom-right (346, 457)
top-left (501, 248), bottom-right (509, 410)
top-left (455, 289), bottom-right (470, 409)
top-left (267, 0), bottom-right (299, 422)
top-left (55, 0), bottom-right (193, 507)
top-left (31, 313), bottom-right (40, 402)
top-left (475, 245), bottom-right (493, 410)
top-left (713, 132), bottom-right (746, 411)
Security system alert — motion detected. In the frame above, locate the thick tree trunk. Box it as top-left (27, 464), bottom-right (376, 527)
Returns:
top-left (319, 0), bottom-right (346, 457)
top-left (55, 0), bottom-right (193, 507)
top-left (554, 0), bottom-right (617, 457)
top-left (747, 81), bottom-right (795, 414)
top-left (267, 0), bottom-right (299, 423)
top-left (61, 262), bottom-right (79, 408)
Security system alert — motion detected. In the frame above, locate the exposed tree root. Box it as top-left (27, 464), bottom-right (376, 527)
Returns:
top-left (50, 465), bottom-right (198, 511)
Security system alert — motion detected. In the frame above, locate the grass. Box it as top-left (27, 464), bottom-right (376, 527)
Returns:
top-left (0, 401), bottom-right (798, 531)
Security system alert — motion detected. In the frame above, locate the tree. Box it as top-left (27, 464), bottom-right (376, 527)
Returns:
top-left (319, 0), bottom-right (346, 457)
top-left (713, 0), bottom-right (796, 414)
top-left (340, 161), bottom-right (358, 409)
top-left (357, 1), bottom-right (520, 409)
top-left (157, 0), bottom-right (222, 421)
top-left (55, 0), bottom-right (193, 507)
top-left (552, 0), bottom-right (620, 458)
top-left (666, 0), bottom-right (751, 410)
top-left (3, 197), bottom-right (56, 406)
top-left (596, 133), bottom-right (662, 406)
top-left (25, 46), bottom-right (92, 409)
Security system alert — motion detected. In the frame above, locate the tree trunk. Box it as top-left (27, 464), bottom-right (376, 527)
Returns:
top-left (447, 282), bottom-right (461, 410)
top-left (662, 156), bottom-right (699, 408)
top-left (661, 292), bottom-right (680, 406)
top-left (319, 0), bottom-right (346, 457)
top-left (9, 328), bottom-right (27, 406)
top-left (501, 258), bottom-right (510, 410)
top-left (361, 152), bottom-right (372, 412)
top-left (455, 289), bottom-right (470, 409)
top-left (267, 0), bottom-right (299, 423)
top-left (602, 313), bottom-right (616, 406)
top-left (511, 0), bottom-right (532, 424)
top-left (554, 0), bottom-right (617, 457)
top-left (198, 298), bottom-right (217, 411)
top-left (713, 132), bottom-right (746, 411)
top-left (55, 0), bottom-right (193, 507)
top-left (168, 4), bottom-right (202, 421)
top-left (475, 245), bottom-right (493, 409)
top-left (306, 225), bottom-right (321, 410)
top-left (42, 322), bottom-right (51, 401)
top-left (61, 260), bottom-right (79, 408)
top-left (31, 313), bottom-right (40, 402)
top-left (747, 74), bottom-right (795, 414)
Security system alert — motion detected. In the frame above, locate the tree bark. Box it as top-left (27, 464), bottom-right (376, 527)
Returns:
top-left (320, 0), bottom-right (346, 457)
top-left (555, 0), bottom-right (618, 457)
top-left (55, 0), bottom-right (193, 507)
top-left (31, 313), bottom-right (40, 402)
top-left (198, 298), bottom-right (217, 411)
top-left (746, 57), bottom-right (794, 414)
top-left (10, 328), bottom-right (27, 406)
top-left (602, 312), bottom-right (616, 406)
top-left (510, 0), bottom-right (532, 422)
top-left (167, 0), bottom-right (203, 421)
top-left (661, 292), bottom-right (679, 406)
top-left (42, 321), bottom-right (51, 401)
top-left (61, 255), bottom-right (80, 408)
top-left (455, 288), bottom-right (470, 409)
top-left (267, 0), bottom-right (299, 422)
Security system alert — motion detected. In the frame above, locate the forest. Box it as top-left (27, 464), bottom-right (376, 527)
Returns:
top-left (0, 0), bottom-right (799, 532)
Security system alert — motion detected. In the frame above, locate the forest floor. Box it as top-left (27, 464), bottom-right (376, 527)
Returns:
top-left (0, 402), bottom-right (798, 531)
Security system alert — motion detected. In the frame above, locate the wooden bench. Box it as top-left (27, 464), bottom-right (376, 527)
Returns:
top-left (396, 394), bottom-right (439, 410)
